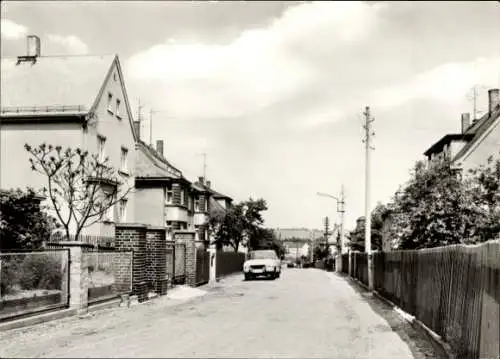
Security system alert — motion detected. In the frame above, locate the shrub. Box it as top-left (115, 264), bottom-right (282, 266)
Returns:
top-left (20, 254), bottom-right (62, 290)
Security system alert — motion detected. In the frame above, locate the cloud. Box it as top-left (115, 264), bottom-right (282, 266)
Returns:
top-left (1, 19), bottom-right (27, 39)
top-left (126, 1), bottom-right (387, 119)
top-left (47, 34), bottom-right (89, 55)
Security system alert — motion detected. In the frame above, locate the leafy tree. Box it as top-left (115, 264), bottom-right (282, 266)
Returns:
top-left (466, 154), bottom-right (500, 242)
top-left (250, 227), bottom-right (286, 258)
top-left (0, 188), bottom-right (59, 250)
top-left (213, 202), bottom-right (246, 252)
top-left (387, 156), bottom-right (498, 249)
top-left (25, 143), bottom-right (132, 242)
top-left (346, 203), bottom-right (386, 252)
top-left (208, 197), bottom-right (270, 252)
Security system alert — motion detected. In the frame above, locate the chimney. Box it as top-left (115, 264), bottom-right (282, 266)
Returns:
top-left (156, 140), bottom-right (164, 157)
top-left (488, 88), bottom-right (500, 114)
top-left (206, 180), bottom-right (211, 188)
top-left (461, 113), bottom-right (470, 133)
top-left (133, 121), bottom-right (140, 140)
top-left (198, 176), bottom-right (204, 184)
top-left (27, 35), bottom-right (41, 57)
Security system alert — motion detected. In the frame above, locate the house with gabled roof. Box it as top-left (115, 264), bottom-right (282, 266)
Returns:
top-left (424, 88), bottom-right (500, 173)
top-left (134, 137), bottom-right (195, 238)
top-left (0, 35), bottom-right (137, 237)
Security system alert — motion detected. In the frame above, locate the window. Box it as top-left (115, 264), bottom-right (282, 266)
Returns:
top-left (113, 72), bottom-right (117, 82)
top-left (188, 196), bottom-right (192, 211)
top-left (166, 189), bottom-right (173, 204)
top-left (194, 199), bottom-right (200, 212)
top-left (97, 136), bottom-right (106, 163)
top-left (180, 189), bottom-right (185, 206)
top-left (107, 93), bottom-right (113, 113)
top-left (105, 203), bottom-right (114, 222)
top-left (116, 98), bottom-right (121, 119)
top-left (119, 199), bottom-right (127, 222)
top-left (120, 147), bottom-right (128, 172)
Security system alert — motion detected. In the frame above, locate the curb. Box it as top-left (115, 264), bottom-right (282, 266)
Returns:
top-left (0, 308), bottom-right (77, 332)
top-left (344, 275), bottom-right (456, 359)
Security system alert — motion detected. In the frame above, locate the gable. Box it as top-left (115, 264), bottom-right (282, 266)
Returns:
top-left (0, 55), bottom-right (114, 116)
top-left (90, 56), bottom-right (137, 143)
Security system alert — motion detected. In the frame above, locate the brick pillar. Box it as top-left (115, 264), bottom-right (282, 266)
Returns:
top-left (115, 224), bottom-right (148, 302)
top-left (47, 241), bottom-right (93, 314)
top-left (146, 226), bottom-right (168, 296)
top-left (111, 251), bottom-right (133, 294)
top-left (174, 230), bottom-right (196, 287)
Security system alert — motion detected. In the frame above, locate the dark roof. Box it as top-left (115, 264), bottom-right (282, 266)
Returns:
top-left (453, 107), bottom-right (500, 162)
top-left (193, 180), bottom-right (232, 200)
top-left (209, 197), bottom-right (226, 212)
top-left (135, 141), bottom-right (184, 181)
top-left (423, 134), bottom-right (474, 156)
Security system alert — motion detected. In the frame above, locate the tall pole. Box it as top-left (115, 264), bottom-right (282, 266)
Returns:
top-left (339, 184), bottom-right (345, 254)
top-left (202, 153), bottom-right (207, 179)
top-left (149, 109), bottom-right (153, 146)
top-left (363, 106), bottom-right (375, 291)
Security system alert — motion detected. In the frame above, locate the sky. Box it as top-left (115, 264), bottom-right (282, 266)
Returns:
top-left (1, 1), bottom-right (500, 232)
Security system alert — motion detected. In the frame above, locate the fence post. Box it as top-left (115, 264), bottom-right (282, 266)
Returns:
top-left (174, 230), bottom-right (197, 287)
top-left (208, 243), bottom-right (217, 285)
top-left (115, 223), bottom-right (148, 302)
top-left (48, 241), bottom-right (92, 315)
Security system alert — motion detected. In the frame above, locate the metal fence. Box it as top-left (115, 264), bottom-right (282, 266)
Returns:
top-left (195, 249), bottom-right (210, 286)
top-left (83, 251), bottom-right (132, 304)
top-left (0, 249), bottom-right (70, 321)
top-left (216, 251), bottom-right (245, 279)
top-left (174, 243), bottom-right (186, 284)
top-left (372, 241), bottom-right (499, 359)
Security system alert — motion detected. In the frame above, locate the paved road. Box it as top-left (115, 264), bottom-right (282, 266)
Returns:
top-left (0, 268), bottom-right (441, 358)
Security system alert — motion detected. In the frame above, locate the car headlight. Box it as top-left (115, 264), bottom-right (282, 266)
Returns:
top-left (266, 265), bottom-right (274, 271)
top-left (243, 264), bottom-right (250, 272)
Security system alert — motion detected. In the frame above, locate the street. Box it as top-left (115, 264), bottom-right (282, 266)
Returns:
top-left (0, 268), bottom-right (441, 358)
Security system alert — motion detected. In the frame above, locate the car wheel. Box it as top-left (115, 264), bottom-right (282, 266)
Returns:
top-left (245, 273), bottom-right (252, 281)
top-left (276, 271), bottom-right (281, 278)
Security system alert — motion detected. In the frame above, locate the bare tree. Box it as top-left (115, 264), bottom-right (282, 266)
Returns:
top-left (25, 143), bottom-right (132, 241)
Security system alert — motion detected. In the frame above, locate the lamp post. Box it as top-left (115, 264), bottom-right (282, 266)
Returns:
top-left (317, 186), bottom-right (346, 272)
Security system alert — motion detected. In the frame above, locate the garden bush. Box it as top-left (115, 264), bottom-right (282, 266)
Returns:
top-left (1, 254), bottom-right (62, 294)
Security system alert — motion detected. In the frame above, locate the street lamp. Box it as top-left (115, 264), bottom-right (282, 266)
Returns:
top-left (316, 188), bottom-right (345, 254)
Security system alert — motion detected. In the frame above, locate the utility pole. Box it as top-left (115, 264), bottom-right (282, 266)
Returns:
top-left (149, 109), bottom-right (153, 146)
top-left (339, 184), bottom-right (346, 254)
top-left (323, 216), bottom-right (330, 253)
top-left (363, 106), bottom-right (375, 291)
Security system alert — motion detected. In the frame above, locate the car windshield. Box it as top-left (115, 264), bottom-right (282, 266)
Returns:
top-left (249, 250), bottom-right (277, 260)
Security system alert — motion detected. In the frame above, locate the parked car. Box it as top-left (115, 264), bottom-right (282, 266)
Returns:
top-left (243, 250), bottom-right (281, 280)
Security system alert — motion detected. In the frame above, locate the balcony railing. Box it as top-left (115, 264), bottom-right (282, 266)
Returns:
top-left (1, 105), bottom-right (87, 114)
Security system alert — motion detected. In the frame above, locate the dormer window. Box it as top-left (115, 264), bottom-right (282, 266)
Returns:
top-left (107, 93), bottom-right (113, 114)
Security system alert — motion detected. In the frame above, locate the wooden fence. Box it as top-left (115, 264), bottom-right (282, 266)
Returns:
top-left (216, 251), bottom-right (245, 279)
top-left (370, 241), bottom-right (499, 359)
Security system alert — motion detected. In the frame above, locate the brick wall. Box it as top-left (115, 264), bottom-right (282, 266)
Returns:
top-left (115, 224), bottom-right (148, 302)
top-left (174, 231), bottom-right (197, 286)
top-left (111, 251), bottom-right (133, 294)
top-left (146, 227), bottom-right (168, 296)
